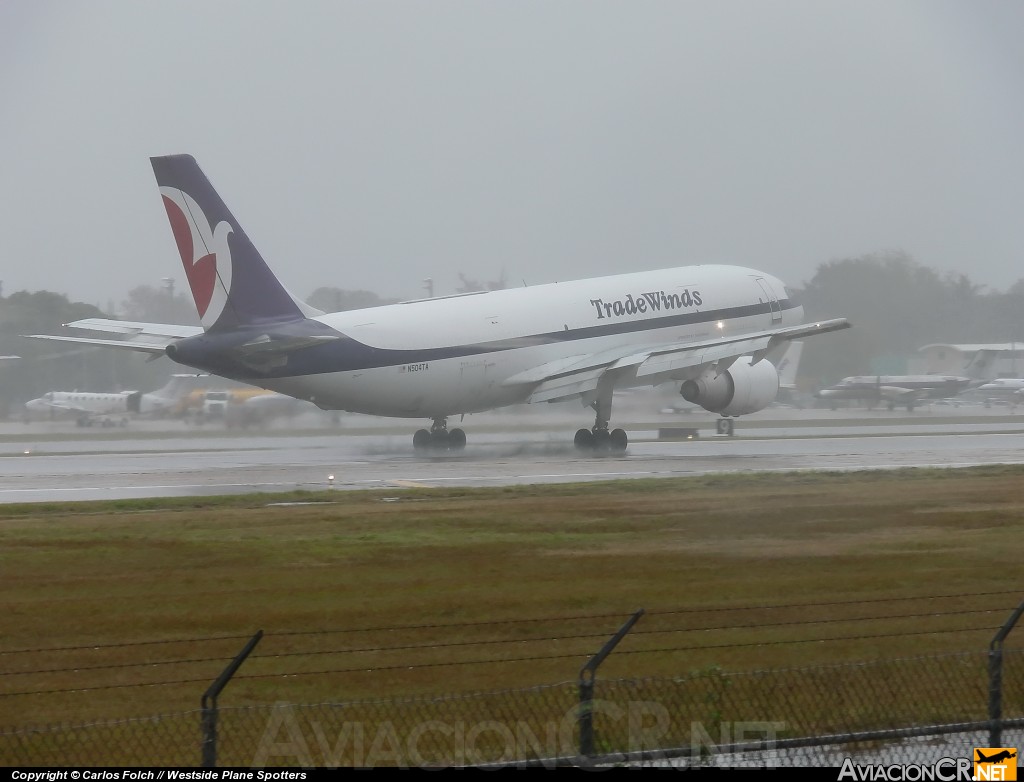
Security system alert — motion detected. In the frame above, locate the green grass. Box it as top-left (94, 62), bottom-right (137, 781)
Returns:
top-left (2, 465), bottom-right (1023, 732)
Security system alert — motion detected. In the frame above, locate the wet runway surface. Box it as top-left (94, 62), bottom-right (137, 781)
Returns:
top-left (3, 406), bottom-right (1024, 502)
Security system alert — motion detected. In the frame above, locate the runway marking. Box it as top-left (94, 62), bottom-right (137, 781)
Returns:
top-left (0, 482), bottom-right (304, 495)
top-left (380, 471), bottom-right (656, 484)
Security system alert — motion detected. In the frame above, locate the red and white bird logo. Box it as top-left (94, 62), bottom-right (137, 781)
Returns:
top-left (159, 186), bottom-right (233, 328)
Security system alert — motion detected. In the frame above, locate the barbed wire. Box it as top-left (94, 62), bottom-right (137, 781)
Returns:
top-left (0, 634), bottom-right (255, 657)
top-left (0, 606), bottom-right (1006, 679)
top-left (1, 589), bottom-right (1016, 657)
top-left (0, 623), bottom-right (1001, 698)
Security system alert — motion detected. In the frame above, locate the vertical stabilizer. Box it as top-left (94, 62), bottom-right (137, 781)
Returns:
top-left (151, 155), bottom-right (306, 332)
top-left (148, 373), bottom-right (209, 401)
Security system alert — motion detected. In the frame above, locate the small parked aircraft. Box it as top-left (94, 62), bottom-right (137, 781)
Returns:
top-left (814, 375), bottom-right (973, 411)
top-left (24, 374), bottom-right (209, 426)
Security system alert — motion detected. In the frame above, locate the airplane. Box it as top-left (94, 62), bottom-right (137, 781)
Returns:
top-left (975, 749), bottom-right (1016, 764)
top-left (814, 374), bottom-right (973, 412)
top-left (191, 386), bottom-right (316, 425)
top-left (968, 377), bottom-right (1024, 406)
top-left (172, 383), bottom-right (259, 417)
top-left (24, 373), bottom-right (208, 426)
top-left (25, 389), bottom-right (141, 426)
top-left (196, 386), bottom-right (279, 417)
top-left (225, 390), bottom-right (320, 428)
top-left (28, 154), bottom-right (850, 452)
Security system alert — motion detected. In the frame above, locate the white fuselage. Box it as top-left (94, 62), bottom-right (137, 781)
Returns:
top-left (24, 391), bottom-right (135, 418)
top-left (974, 378), bottom-right (1024, 399)
top-left (24, 389), bottom-right (177, 419)
top-left (259, 264), bottom-right (800, 418)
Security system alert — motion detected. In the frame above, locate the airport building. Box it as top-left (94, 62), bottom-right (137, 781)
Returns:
top-left (915, 343), bottom-right (1024, 379)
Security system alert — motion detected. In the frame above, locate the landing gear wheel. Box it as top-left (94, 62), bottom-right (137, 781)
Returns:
top-left (413, 429), bottom-right (432, 451)
top-left (574, 428), bottom-right (594, 451)
top-left (430, 429), bottom-right (450, 450)
top-left (448, 428), bottom-right (467, 451)
top-left (577, 380), bottom-right (627, 456)
top-left (609, 428), bottom-right (628, 453)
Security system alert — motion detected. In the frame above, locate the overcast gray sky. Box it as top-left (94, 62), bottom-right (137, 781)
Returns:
top-left (2, 1), bottom-right (1022, 311)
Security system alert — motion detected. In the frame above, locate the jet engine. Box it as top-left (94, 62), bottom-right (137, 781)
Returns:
top-left (679, 359), bottom-right (780, 416)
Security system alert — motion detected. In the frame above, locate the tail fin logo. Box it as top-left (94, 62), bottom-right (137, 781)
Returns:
top-left (159, 186), bottom-right (234, 329)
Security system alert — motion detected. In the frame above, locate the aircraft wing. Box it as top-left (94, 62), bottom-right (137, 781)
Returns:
top-left (877, 386), bottom-right (919, 399)
top-left (506, 318), bottom-right (849, 404)
top-left (25, 318), bottom-right (202, 356)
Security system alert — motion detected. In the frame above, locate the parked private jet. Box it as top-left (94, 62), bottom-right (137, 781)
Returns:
top-left (969, 377), bottom-right (1024, 406)
top-left (28, 155), bottom-right (850, 451)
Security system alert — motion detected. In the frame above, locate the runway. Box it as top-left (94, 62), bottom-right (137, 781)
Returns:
top-left (3, 404), bottom-right (1024, 503)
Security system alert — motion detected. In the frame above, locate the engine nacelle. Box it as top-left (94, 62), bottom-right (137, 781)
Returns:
top-left (679, 359), bottom-right (780, 416)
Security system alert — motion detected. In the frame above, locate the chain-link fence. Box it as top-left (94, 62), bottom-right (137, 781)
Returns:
top-left (3, 594), bottom-right (1022, 767)
top-left (3, 649), bottom-right (1022, 767)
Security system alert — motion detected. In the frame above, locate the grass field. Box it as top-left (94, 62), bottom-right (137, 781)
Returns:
top-left (2, 465), bottom-right (1023, 730)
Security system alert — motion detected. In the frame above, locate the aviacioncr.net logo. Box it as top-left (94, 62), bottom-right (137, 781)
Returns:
top-left (837, 757), bottom-right (973, 781)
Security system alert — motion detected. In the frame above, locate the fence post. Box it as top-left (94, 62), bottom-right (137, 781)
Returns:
top-left (201, 630), bottom-right (264, 768)
top-left (578, 609), bottom-right (645, 758)
top-left (988, 598), bottom-right (1024, 748)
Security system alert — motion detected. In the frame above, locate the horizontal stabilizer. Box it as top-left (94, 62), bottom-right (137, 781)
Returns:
top-left (26, 317), bottom-right (203, 356)
top-left (60, 318), bottom-right (202, 339)
top-left (24, 334), bottom-right (169, 355)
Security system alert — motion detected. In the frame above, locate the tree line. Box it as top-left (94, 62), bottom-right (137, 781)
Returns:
top-left (799, 251), bottom-right (1024, 386)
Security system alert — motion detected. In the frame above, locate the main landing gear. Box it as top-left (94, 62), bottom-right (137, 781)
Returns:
top-left (574, 426), bottom-right (628, 453)
top-left (413, 417), bottom-right (466, 453)
top-left (573, 383), bottom-right (628, 454)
